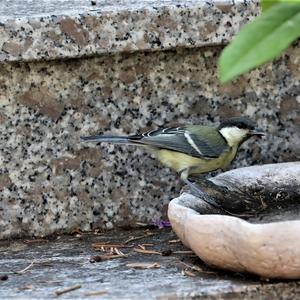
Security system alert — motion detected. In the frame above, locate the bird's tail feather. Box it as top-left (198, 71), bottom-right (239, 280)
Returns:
top-left (80, 135), bottom-right (132, 144)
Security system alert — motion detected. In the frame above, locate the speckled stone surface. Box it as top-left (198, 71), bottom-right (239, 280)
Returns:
top-left (1, 44), bottom-right (300, 239)
top-left (0, 0), bottom-right (259, 62)
top-left (0, 0), bottom-right (300, 239)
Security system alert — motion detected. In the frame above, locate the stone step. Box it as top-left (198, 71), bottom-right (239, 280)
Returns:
top-left (0, 0), bottom-right (299, 239)
top-left (0, 0), bottom-right (259, 62)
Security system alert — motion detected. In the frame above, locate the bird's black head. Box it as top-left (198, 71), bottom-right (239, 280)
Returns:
top-left (218, 117), bottom-right (264, 147)
top-left (218, 117), bottom-right (256, 131)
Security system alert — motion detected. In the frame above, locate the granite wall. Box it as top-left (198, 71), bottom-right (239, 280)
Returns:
top-left (1, 44), bottom-right (300, 239)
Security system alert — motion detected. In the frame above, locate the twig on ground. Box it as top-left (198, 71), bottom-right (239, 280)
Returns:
top-left (137, 244), bottom-right (146, 250)
top-left (124, 232), bottom-right (157, 244)
top-left (182, 269), bottom-right (197, 277)
top-left (23, 239), bottom-right (48, 244)
top-left (114, 247), bottom-right (125, 256)
top-left (84, 290), bottom-right (107, 296)
top-left (126, 262), bottom-right (161, 269)
top-left (90, 254), bottom-right (127, 263)
top-left (133, 248), bottom-right (161, 255)
top-left (92, 242), bottom-right (132, 249)
top-left (15, 261), bottom-right (35, 275)
top-left (168, 239), bottom-right (181, 244)
top-left (180, 261), bottom-right (216, 274)
top-left (19, 284), bottom-right (35, 290)
top-left (55, 284), bottom-right (82, 296)
top-left (0, 260), bottom-right (36, 277)
top-left (140, 243), bottom-right (154, 247)
top-left (0, 272), bottom-right (15, 276)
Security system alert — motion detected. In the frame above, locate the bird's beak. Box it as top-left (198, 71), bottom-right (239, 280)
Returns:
top-left (250, 128), bottom-right (265, 136)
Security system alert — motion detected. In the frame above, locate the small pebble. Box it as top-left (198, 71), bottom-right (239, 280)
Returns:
top-left (90, 256), bottom-right (104, 263)
top-left (161, 249), bottom-right (173, 256)
top-left (0, 275), bottom-right (8, 281)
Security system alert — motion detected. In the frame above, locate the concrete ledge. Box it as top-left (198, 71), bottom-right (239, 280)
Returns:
top-left (0, 0), bottom-right (259, 62)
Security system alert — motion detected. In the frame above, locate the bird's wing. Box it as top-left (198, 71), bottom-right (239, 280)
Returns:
top-left (128, 126), bottom-right (229, 158)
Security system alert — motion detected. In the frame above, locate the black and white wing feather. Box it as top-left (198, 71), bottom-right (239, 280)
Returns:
top-left (128, 126), bottom-right (229, 158)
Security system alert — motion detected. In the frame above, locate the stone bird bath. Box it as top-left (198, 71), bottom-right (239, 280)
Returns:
top-left (168, 162), bottom-right (300, 279)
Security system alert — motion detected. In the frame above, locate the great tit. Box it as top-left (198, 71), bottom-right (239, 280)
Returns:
top-left (81, 116), bottom-right (264, 178)
top-left (81, 117), bottom-right (264, 207)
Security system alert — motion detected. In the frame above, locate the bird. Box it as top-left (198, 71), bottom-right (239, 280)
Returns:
top-left (81, 116), bottom-right (264, 207)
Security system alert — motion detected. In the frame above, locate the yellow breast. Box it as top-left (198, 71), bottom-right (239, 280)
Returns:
top-left (156, 147), bottom-right (237, 175)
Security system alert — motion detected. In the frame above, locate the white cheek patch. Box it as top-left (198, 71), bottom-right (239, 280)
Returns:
top-left (220, 127), bottom-right (248, 146)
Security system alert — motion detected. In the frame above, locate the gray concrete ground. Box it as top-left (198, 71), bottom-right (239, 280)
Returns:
top-left (0, 228), bottom-right (299, 299)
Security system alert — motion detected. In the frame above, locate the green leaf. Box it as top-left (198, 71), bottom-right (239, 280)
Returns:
top-left (219, 3), bottom-right (300, 83)
top-left (261, 0), bottom-right (280, 11)
top-left (262, 0), bottom-right (300, 11)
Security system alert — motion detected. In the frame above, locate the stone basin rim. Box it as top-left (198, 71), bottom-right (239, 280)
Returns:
top-left (168, 162), bottom-right (300, 279)
top-left (171, 193), bottom-right (300, 226)
top-left (168, 194), bottom-right (300, 279)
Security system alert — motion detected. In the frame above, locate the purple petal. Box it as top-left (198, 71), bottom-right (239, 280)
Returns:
top-left (151, 219), bottom-right (171, 229)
